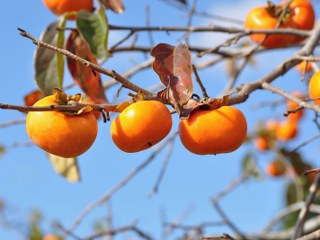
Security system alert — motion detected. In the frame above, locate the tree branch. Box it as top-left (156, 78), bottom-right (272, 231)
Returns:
top-left (18, 28), bottom-right (152, 96)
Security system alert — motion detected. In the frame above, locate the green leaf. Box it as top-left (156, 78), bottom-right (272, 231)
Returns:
top-left (0, 145), bottom-right (5, 157)
top-left (28, 210), bottom-right (43, 240)
top-left (77, 6), bottom-right (110, 61)
top-left (241, 154), bottom-right (262, 180)
top-left (34, 17), bottom-right (67, 96)
top-left (47, 154), bottom-right (81, 183)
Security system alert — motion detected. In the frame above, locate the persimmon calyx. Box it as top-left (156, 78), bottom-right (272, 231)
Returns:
top-left (179, 95), bottom-right (229, 120)
top-left (266, 1), bottom-right (293, 24)
top-left (52, 88), bottom-right (94, 116)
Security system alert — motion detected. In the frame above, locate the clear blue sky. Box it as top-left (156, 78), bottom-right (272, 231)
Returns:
top-left (0, 0), bottom-right (319, 239)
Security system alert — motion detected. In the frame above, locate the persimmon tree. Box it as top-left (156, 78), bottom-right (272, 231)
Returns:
top-left (1, 0), bottom-right (320, 239)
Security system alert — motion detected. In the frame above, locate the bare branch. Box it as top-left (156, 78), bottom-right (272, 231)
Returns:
top-left (67, 132), bottom-right (178, 234)
top-left (18, 28), bottom-right (152, 96)
top-left (262, 202), bottom-right (320, 233)
top-left (228, 21), bottom-right (320, 106)
top-left (0, 119), bottom-right (25, 128)
top-left (292, 174), bottom-right (320, 239)
top-left (297, 230), bottom-right (320, 240)
top-left (108, 24), bottom-right (310, 37)
top-left (0, 102), bottom-right (118, 113)
top-left (201, 233), bottom-right (235, 240)
top-left (149, 132), bottom-right (177, 195)
top-left (212, 203), bottom-right (245, 239)
top-left (211, 171), bottom-right (251, 205)
top-left (192, 64), bottom-right (209, 98)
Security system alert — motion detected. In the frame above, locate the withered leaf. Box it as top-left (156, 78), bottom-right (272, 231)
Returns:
top-left (150, 43), bottom-right (193, 114)
top-left (100, 0), bottom-right (125, 13)
top-left (65, 31), bottom-right (108, 104)
top-left (24, 90), bottom-right (43, 106)
top-left (47, 154), bottom-right (80, 183)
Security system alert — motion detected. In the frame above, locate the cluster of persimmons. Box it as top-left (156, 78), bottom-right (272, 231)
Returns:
top-left (24, 0), bottom-right (250, 159)
top-left (26, 0), bottom-right (318, 176)
top-left (25, 89), bottom-right (248, 158)
top-left (253, 64), bottom-right (320, 179)
top-left (16, 0), bottom-right (319, 238)
top-left (245, 0), bottom-right (314, 48)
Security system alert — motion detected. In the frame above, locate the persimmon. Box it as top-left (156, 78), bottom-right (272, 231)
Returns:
top-left (308, 71), bottom-right (320, 105)
top-left (275, 120), bottom-right (298, 141)
top-left (295, 61), bottom-right (312, 74)
top-left (245, 0), bottom-right (314, 48)
top-left (26, 95), bottom-right (98, 158)
top-left (266, 159), bottom-right (286, 177)
top-left (254, 136), bottom-right (270, 151)
top-left (110, 101), bottom-right (172, 153)
top-left (245, 2), bottom-right (296, 48)
top-left (287, 91), bottom-right (305, 122)
top-left (179, 106), bottom-right (247, 155)
top-left (24, 90), bottom-right (43, 106)
top-left (286, 0), bottom-right (315, 43)
top-left (43, 234), bottom-right (59, 240)
top-left (266, 119), bottom-right (280, 132)
top-left (254, 119), bottom-right (279, 151)
top-left (42, 0), bottom-right (94, 20)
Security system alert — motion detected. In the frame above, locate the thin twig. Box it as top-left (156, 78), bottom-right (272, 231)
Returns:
top-left (221, 57), bottom-right (250, 96)
top-left (85, 225), bottom-right (153, 240)
top-left (291, 134), bottom-right (320, 152)
top-left (192, 64), bottom-right (209, 98)
top-left (228, 21), bottom-right (320, 106)
top-left (297, 229), bottom-right (320, 240)
top-left (109, 31), bottom-right (135, 53)
top-left (149, 132), bottom-right (177, 196)
top-left (262, 202), bottom-right (320, 233)
top-left (67, 132), bottom-right (177, 234)
top-left (0, 119), bottom-right (25, 128)
top-left (201, 233), bottom-right (235, 240)
top-left (18, 28), bottom-right (152, 96)
top-left (145, 4), bottom-right (154, 47)
top-left (108, 24), bottom-right (310, 37)
top-left (212, 203), bottom-right (245, 239)
top-left (261, 82), bottom-right (320, 114)
top-left (211, 171), bottom-right (251, 205)
top-left (0, 102), bottom-right (118, 113)
top-left (291, 174), bottom-right (320, 239)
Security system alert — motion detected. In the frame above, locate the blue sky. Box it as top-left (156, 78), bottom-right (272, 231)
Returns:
top-left (0, 0), bottom-right (320, 239)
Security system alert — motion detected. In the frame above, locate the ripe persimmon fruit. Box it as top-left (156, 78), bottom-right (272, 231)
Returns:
top-left (266, 159), bottom-right (286, 177)
top-left (287, 0), bottom-right (315, 44)
top-left (275, 120), bottom-right (298, 141)
top-left (179, 106), bottom-right (247, 155)
top-left (287, 91), bottom-right (305, 122)
top-left (296, 61), bottom-right (312, 74)
top-left (43, 234), bottom-right (59, 240)
top-left (245, 0), bottom-right (314, 48)
top-left (26, 95), bottom-right (98, 158)
top-left (42, 0), bottom-right (94, 20)
top-left (266, 119), bottom-right (280, 132)
top-left (244, 3), bottom-right (296, 48)
top-left (254, 136), bottom-right (270, 151)
top-left (308, 71), bottom-right (320, 105)
top-left (253, 119), bottom-right (279, 151)
top-left (110, 101), bottom-right (172, 153)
